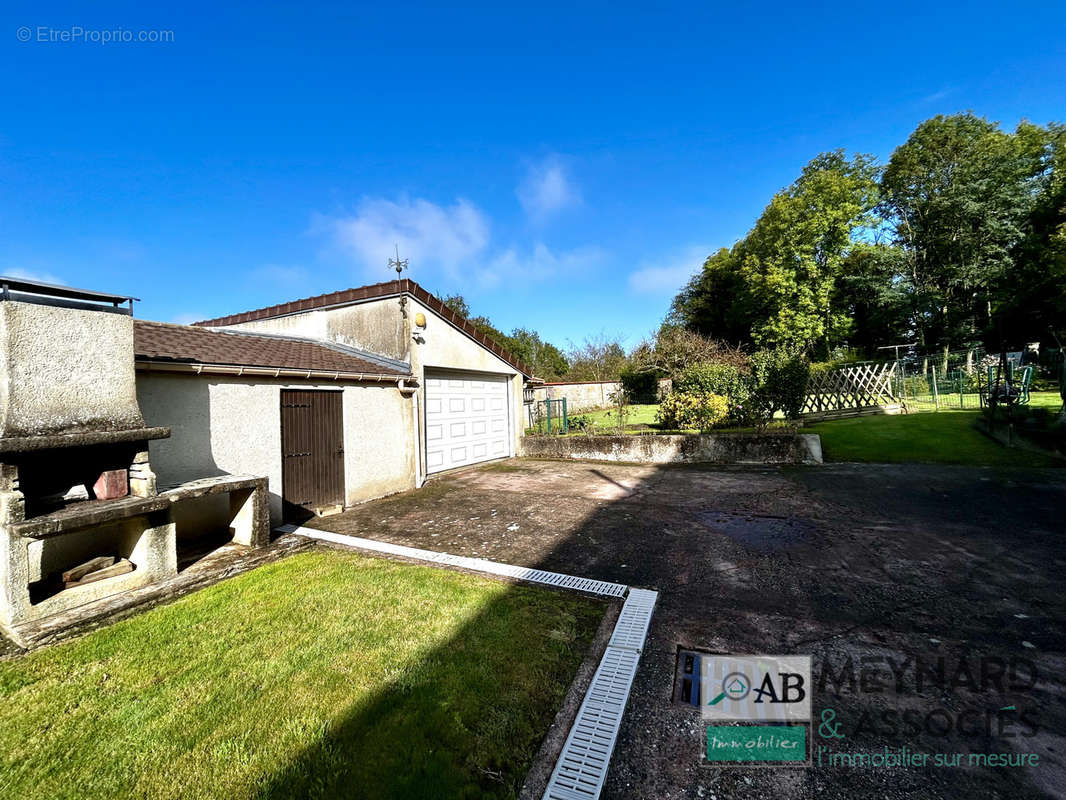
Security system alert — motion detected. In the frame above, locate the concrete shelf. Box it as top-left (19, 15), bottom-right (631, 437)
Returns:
top-left (12, 495), bottom-right (171, 539)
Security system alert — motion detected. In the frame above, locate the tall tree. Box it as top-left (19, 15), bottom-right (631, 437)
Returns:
top-left (566, 334), bottom-right (628, 381)
top-left (507, 328), bottom-right (569, 380)
top-left (1001, 122), bottom-right (1066, 345)
top-left (832, 242), bottom-right (912, 358)
top-left (740, 150), bottom-right (880, 355)
top-left (880, 113), bottom-right (1042, 362)
top-left (668, 247), bottom-right (753, 346)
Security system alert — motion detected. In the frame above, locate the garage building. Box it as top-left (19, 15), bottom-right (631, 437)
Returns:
top-left (135, 279), bottom-right (535, 527)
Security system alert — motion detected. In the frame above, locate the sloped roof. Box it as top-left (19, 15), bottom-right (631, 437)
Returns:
top-left (134, 320), bottom-right (410, 377)
top-left (191, 279), bottom-right (533, 376)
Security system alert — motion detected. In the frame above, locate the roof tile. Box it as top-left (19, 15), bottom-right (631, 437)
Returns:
top-left (191, 279), bottom-right (533, 376)
top-left (134, 320), bottom-right (409, 377)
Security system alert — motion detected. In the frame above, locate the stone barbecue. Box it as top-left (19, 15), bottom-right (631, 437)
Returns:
top-left (0, 278), bottom-right (268, 646)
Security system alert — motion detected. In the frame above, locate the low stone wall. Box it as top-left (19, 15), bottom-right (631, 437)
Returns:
top-left (521, 432), bottom-right (822, 465)
top-left (974, 416), bottom-right (1065, 459)
top-left (531, 379), bottom-right (671, 413)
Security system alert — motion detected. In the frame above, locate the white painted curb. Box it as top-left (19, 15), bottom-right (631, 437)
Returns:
top-left (279, 523), bottom-right (656, 800)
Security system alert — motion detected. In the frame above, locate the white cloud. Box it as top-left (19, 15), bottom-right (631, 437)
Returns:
top-left (627, 246), bottom-right (709, 294)
top-left (2, 267), bottom-right (66, 286)
top-left (315, 192), bottom-right (604, 293)
top-left (170, 312), bottom-right (207, 326)
top-left (482, 243), bottom-right (605, 288)
top-left (319, 196), bottom-right (489, 280)
top-left (920, 87), bottom-right (954, 104)
top-left (516, 158), bottom-right (580, 221)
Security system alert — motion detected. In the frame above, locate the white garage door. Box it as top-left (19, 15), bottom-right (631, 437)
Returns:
top-left (425, 371), bottom-right (511, 473)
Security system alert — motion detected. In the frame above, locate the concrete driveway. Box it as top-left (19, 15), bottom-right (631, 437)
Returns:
top-left (307, 458), bottom-right (1066, 799)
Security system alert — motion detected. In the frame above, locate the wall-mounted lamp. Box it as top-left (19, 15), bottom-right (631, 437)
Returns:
top-left (414, 312), bottom-right (427, 329)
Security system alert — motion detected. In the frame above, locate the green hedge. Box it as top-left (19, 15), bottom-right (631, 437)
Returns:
top-left (619, 369), bottom-right (660, 404)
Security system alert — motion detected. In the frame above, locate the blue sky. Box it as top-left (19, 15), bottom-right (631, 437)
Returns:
top-left (3, 2), bottom-right (1065, 350)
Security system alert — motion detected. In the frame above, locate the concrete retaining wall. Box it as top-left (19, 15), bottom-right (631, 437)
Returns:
top-left (531, 379), bottom-right (671, 413)
top-left (521, 432), bottom-right (823, 465)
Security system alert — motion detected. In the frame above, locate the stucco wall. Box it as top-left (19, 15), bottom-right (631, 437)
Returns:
top-left (136, 373), bottom-right (416, 527)
top-left (406, 297), bottom-right (523, 460)
top-left (0, 302), bottom-right (145, 437)
top-left (533, 381), bottom-right (619, 412)
top-left (217, 294), bottom-right (526, 463)
top-left (341, 382), bottom-right (417, 500)
top-left (531, 379), bottom-right (671, 412)
top-left (220, 311), bottom-right (330, 346)
top-left (221, 298), bottom-right (408, 362)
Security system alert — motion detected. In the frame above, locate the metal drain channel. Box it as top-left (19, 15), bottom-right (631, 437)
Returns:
top-left (279, 525), bottom-right (627, 598)
top-left (607, 587), bottom-right (657, 651)
top-left (278, 523), bottom-right (656, 800)
top-left (543, 588), bottom-right (657, 800)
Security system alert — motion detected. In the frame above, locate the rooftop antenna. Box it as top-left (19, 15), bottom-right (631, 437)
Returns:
top-left (388, 244), bottom-right (409, 318)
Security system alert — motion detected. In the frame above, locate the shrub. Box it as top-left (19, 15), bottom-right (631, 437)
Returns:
top-left (619, 369), bottom-right (659, 404)
top-left (675, 363), bottom-right (750, 407)
top-left (568, 414), bottom-right (592, 433)
top-left (606, 387), bottom-right (631, 433)
top-left (745, 349), bottom-right (811, 424)
top-left (656, 391), bottom-right (729, 432)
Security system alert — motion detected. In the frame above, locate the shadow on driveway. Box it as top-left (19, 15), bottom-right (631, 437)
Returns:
top-left (283, 458), bottom-right (1066, 799)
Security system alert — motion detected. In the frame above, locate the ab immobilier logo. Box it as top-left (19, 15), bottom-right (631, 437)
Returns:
top-left (700, 654), bottom-right (812, 766)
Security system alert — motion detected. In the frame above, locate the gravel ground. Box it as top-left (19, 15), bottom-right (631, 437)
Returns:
top-left (308, 458), bottom-right (1066, 799)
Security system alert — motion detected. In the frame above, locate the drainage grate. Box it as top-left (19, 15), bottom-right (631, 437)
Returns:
top-left (607, 588), bottom-right (657, 652)
top-left (543, 646), bottom-right (641, 800)
top-left (543, 589), bottom-right (657, 800)
top-left (278, 523), bottom-right (656, 800)
top-left (284, 526), bottom-right (627, 598)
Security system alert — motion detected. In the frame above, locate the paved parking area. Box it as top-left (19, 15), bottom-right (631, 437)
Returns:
top-left (309, 458), bottom-right (1066, 799)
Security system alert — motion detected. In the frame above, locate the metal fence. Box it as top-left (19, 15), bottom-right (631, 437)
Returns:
top-left (892, 361), bottom-right (987, 411)
top-left (527, 398), bottom-right (569, 434)
top-left (802, 348), bottom-right (997, 418)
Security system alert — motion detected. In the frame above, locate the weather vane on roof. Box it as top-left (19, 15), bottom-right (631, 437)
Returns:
top-left (388, 244), bottom-right (408, 279)
top-left (388, 244), bottom-right (409, 318)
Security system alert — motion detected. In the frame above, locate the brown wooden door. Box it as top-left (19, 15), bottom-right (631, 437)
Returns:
top-left (281, 389), bottom-right (344, 521)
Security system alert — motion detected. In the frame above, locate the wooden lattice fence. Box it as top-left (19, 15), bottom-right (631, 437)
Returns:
top-left (802, 362), bottom-right (901, 419)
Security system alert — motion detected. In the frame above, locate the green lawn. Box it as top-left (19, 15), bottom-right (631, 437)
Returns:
top-left (902, 389), bottom-right (1063, 413)
top-left (0, 550), bottom-right (604, 800)
top-left (1029, 390), bottom-right (1064, 409)
top-left (577, 403), bottom-right (660, 432)
top-left (806, 409), bottom-right (1063, 466)
top-left (572, 404), bottom-right (787, 435)
top-left (562, 393), bottom-right (1065, 466)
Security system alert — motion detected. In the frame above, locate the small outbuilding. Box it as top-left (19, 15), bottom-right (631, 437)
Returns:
top-left (135, 279), bottom-right (535, 527)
